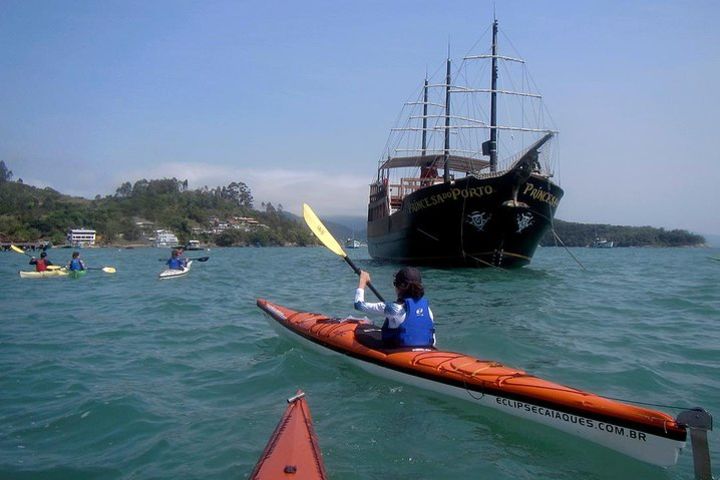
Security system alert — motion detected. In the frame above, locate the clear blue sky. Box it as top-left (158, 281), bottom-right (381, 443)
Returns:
top-left (2, 0), bottom-right (719, 235)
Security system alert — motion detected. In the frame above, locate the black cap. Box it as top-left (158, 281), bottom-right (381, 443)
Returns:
top-left (394, 267), bottom-right (422, 286)
top-left (40, 252), bottom-right (47, 258)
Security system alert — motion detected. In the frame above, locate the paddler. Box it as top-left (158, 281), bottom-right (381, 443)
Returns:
top-left (67, 251), bottom-right (86, 271)
top-left (29, 251), bottom-right (53, 272)
top-left (166, 249), bottom-right (188, 270)
top-left (354, 267), bottom-right (436, 348)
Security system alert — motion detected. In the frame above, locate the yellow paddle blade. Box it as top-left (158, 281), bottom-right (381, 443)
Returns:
top-left (10, 245), bottom-right (25, 254)
top-left (302, 203), bottom-right (347, 258)
top-left (102, 267), bottom-right (116, 274)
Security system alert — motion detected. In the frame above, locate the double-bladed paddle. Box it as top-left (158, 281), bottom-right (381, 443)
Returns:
top-left (158, 256), bottom-right (209, 262)
top-left (302, 203), bottom-right (385, 302)
top-left (10, 244), bottom-right (34, 257)
top-left (46, 264), bottom-right (116, 274)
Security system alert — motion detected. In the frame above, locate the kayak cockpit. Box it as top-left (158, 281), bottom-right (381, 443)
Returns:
top-left (354, 324), bottom-right (437, 353)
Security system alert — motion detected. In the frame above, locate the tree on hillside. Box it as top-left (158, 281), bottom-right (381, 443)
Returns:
top-left (223, 181), bottom-right (253, 207)
top-left (147, 178), bottom-right (182, 195)
top-left (115, 182), bottom-right (132, 197)
top-left (132, 179), bottom-right (150, 196)
top-left (0, 161), bottom-right (13, 182)
top-left (262, 202), bottom-right (276, 214)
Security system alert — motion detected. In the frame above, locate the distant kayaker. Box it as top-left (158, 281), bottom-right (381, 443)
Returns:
top-left (29, 251), bottom-right (53, 272)
top-left (166, 249), bottom-right (188, 270)
top-left (67, 251), bottom-right (86, 271)
top-left (354, 267), bottom-right (436, 348)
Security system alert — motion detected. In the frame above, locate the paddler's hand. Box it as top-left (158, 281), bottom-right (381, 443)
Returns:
top-left (358, 270), bottom-right (371, 289)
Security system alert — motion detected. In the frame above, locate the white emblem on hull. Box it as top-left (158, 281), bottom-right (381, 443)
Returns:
top-left (516, 212), bottom-right (534, 233)
top-left (466, 211), bottom-right (491, 232)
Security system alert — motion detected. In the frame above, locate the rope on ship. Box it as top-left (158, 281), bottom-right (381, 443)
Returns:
top-left (525, 193), bottom-right (586, 270)
top-left (551, 229), bottom-right (586, 270)
top-left (416, 225), bottom-right (506, 271)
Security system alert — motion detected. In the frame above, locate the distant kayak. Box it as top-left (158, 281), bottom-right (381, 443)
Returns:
top-left (249, 391), bottom-right (328, 480)
top-left (158, 260), bottom-right (192, 280)
top-left (67, 270), bottom-right (87, 279)
top-left (19, 269), bottom-right (68, 279)
top-left (256, 299), bottom-right (711, 468)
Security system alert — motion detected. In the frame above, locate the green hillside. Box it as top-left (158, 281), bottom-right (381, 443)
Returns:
top-left (540, 219), bottom-right (705, 247)
top-left (0, 174), bottom-right (315, 247)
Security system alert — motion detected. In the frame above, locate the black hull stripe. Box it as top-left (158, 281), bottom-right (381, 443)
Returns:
top-left (264, 307), bottom-right (686, 442)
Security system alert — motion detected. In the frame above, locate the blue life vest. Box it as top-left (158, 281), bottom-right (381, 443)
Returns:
top-left (382, 297), bottom-right (434, 347)
top-left (399, 297), bottom-right (434, 346)
top-left (168, 257), bottom-right (185, 270)
top-left (69, 258), bottom-right (83, 271)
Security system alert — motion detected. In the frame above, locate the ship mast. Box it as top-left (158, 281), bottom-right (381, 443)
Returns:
top-left (489, 19), bottom-right (499, 172)
top-left (421, 78), bottom-right (428, 156)
top-left (443, 57), bottom-right (451, 182)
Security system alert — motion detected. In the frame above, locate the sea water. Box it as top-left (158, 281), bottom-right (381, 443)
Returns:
top-left (1, 246), bottom-right (718, 479)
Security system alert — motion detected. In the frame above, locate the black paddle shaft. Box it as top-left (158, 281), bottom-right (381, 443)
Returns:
top-left (157, 256), bottom-right (209, 262)
top-left (343, 256), bottom-right (385, 303)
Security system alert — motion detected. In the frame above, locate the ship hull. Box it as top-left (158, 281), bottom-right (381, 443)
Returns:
top-left (368, 172), bottom-right (563, 267)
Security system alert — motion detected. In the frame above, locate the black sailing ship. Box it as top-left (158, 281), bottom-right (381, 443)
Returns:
top-left (367, 20), bottom-right (564, 268)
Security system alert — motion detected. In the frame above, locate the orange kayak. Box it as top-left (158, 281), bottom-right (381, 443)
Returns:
top-left (256, 299), bottom-right (703, 468)
top-left (250, 391), bottom-right (328, 480)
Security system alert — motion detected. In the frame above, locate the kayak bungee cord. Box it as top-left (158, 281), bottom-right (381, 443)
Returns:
top-left (590, 394), bottom-right (705, 413)
top-left (464, 381), bottom-right (485, 401)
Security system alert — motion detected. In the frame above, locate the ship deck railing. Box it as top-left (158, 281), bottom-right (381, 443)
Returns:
top-left (388, 177), bottom-right (445, 207)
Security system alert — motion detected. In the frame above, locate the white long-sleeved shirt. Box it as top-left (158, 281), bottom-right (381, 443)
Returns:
top-left (354, 288), bottom-right (435, 329)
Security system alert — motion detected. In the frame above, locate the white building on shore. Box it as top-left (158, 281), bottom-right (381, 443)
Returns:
top-left (67, 228), bottom-right (96, 247)
top-left (154, 230), bottom-right (179, 248)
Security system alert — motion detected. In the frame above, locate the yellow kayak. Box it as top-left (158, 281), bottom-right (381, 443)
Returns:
top-left (19, 269), bottom-right (68, 279)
